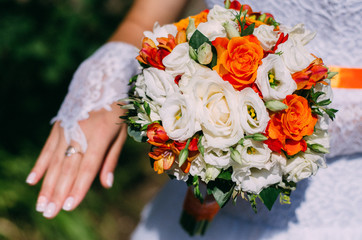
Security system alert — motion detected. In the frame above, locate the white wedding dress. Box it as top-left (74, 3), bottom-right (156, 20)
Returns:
top-left (131, 0), bottom-right (362, 239)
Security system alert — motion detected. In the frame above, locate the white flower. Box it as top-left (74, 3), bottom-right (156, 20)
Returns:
top-left (196, 20), bottom-right (227, 41)
top-left (162, 42), bottom-right (201, 78)
top-left (204, 147), bottom-right (231, 169)
top-left (159, 92), bottom-right (200, 141)
top-left (255, 54), bottom-right (297, 101)
top-left (239, 87), bottom-right (269, 134)
top-left (208, 5), bottom-right (237, 24)
top-left (135, 99), bottom-right (161, 125)
top-left (190, 155), bottom-right (221, 183)
top-left (234, 139), bottom-right (273, 170)
top-left (305, 128), bottom-right (330, 150)
top-left (167, 164), bottom-right (189, 181)
top-left (186, 68), bottom-right (244, 149)
top-left (280, 23), bottom-right (316, 46)
top-left (253, 25), bottom-right (279, 51)
top-left (283, 152), bottom-right (327, 183)
top-left (278, 24), bottom-right (315, 73)
top-left (143, 67), bottom-right (178, 106)
top-left (144, 22), bottom-right (177, 44)
top-left (232, 165), bottom-right (282, 194)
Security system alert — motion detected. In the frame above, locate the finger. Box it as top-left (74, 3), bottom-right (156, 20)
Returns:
top-left (26, 122), bottom-right (60, 185)
top-left (43, 142), bottom-right (83, 218)
top-left (100, 123), bottom-right (128, 188)
top-left (35, 133), bottom-right (68, 213)
top-left (62, 140), bottom-right (109, 211)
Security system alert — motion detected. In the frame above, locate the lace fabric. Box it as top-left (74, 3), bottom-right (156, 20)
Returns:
top-left (51, 42), bottom-right (139, 152)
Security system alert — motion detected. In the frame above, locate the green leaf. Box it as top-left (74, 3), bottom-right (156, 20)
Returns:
top-left (207, 178), bottom-right (235, 208)
top-left (217, 170), bottom-right (232, 181)
top-left (247, 194), bottom-right (258, 213)
top-left (323, 108), bottom-right (338, 120)
top-left (127, 126), bottom-right (146, 142)
top-left (327, 71), bottom-right (338, 79)
top-left (129, 74), bottom-right (138, 85)
top-left (258, 187), bottom-right (281, 211)
top-left (189, 30), bottom-right (210, 50)
top-left (143, 101), bottom-right (151, 116)
top-left (241, 22), bottom-right (255, 36)
top-left (316, 99), bottom-right (331, 106)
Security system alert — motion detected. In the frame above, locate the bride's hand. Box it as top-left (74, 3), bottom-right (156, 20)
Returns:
top-left (26, 102), bottom-right (127, 218)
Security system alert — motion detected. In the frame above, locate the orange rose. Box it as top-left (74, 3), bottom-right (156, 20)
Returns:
top-left (212, 36), bottom-right (263, 90)
top-left (266, 94), bottom-right (318, 155)
top-left (174, 9), bottom-right (209, 32)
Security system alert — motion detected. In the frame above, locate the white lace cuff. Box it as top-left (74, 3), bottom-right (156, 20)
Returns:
top-left (51, 42), bottom-right (140, 152)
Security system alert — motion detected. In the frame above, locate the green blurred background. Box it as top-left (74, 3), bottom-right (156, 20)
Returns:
top-left (0, 0), bottom-right (205, 239)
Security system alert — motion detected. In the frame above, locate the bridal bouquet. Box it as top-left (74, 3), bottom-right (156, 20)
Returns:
top-left (122, 0), bottom-right (337, 235)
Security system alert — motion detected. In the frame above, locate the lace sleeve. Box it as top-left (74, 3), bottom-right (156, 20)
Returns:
top-left (51, 42), bottom-right (140, 152)
top-left (327, 88), bottom-right (362, 158)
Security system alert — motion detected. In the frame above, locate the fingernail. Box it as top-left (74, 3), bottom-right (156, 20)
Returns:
top-left (26, 172), bottom-right (36, 184)
top-left (62, 197), bottom-right (74, 211)
top-left (106, 172), bottom-right (114, 188)
top-left (36, 196), bottom-right (48, 212)
top-left (43, 202), bottom-right (56, 218)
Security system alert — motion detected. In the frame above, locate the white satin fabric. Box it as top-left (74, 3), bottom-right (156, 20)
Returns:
top-left (131, 1), bottom-right (362, 239)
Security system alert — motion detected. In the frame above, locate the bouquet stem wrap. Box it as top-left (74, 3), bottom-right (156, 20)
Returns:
top-left (180, 187), bottom-right (220, 236)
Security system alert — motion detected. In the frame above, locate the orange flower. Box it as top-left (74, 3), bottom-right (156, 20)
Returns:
top-left (213, 36), bottom-right (263, 90)
top-left (265, 94), bottom-right (318, 155)
top-left (171, 138), bottom-right (200, 174)
top-left (292, 58), bottom-right (328, 90)
top-left (149, 147), bottom-right (175, 174)
top-left (136, 32), bottom-right (186, 70)
top-left (136, 38), bottom-right (170, 70)
top-left (174, 10), bottom-right (209, 32)
top-left (147, 123), bottom-right (169, 147)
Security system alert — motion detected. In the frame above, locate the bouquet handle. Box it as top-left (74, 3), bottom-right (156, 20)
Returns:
top-left (180, 187), bottom-right (220, 236)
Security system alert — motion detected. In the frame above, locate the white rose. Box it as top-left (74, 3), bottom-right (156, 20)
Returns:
top-left (253, 25), bottom-right (279, 51)
top-left (190, 155), bottom-right (221, 183)
top-left (280, 23), bottom-right (316, 46)
top-left (208, 5), bottom-right (237, 24)
top-left (196, 20), bottom-right (227, 41)
top-left (187, 69), bottom-right (244, 149)
top-left (305, 128), bottom-right (330, 149)
top-left (144, 22), bottom-right (177, 44)
top-left (283, 152), bottom-right (327, 183)
top-left (159, 92), bottom-right (200, 141)
top-left (278, 26), bottom-right (315, 73)
top-left (143, 67), bottom-right (178, 106)
top-left (255, 54), bottom-right (297, 101)
top-left (204, 147), bottom-right (231, 169)
top-left (234, 139), bottom-right (273, 170)
top-left (162, 42), bottom-right (201, 78)
top-left (239, 87), bottom-right (269, 134)
top-left (232, 164), bottom-right (282, 194)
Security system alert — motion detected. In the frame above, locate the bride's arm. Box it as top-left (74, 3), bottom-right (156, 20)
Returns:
top-left (26, 0), bottom-right (188, 219)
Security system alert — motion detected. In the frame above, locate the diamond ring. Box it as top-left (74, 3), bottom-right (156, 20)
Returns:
top-left (65, 146), bottom-right (82, 157)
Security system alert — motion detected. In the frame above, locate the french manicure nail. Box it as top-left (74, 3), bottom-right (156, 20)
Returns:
top-left (106, 172), bottom-right (114, 188)
top-left (26, 172), bottom-right (36, 184)
top-left (36, 196), bottom-right (48, 212)
top-left (62, 197), bottom-right (74, 211)
top-left (43, 202), bottom-right (56, 218)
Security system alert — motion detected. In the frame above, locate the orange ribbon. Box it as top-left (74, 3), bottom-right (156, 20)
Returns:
top-left (329, 66), bottom-right (362, 89)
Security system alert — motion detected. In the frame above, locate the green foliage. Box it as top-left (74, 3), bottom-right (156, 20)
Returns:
top-left (259, 187), bottom-right (281, 211)
top-left (235, 7), bottom-right (255, 37)
top-left (0, 0), bottom-right (160, 239)
top-left (188, 30), bottom-right (217, 68)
